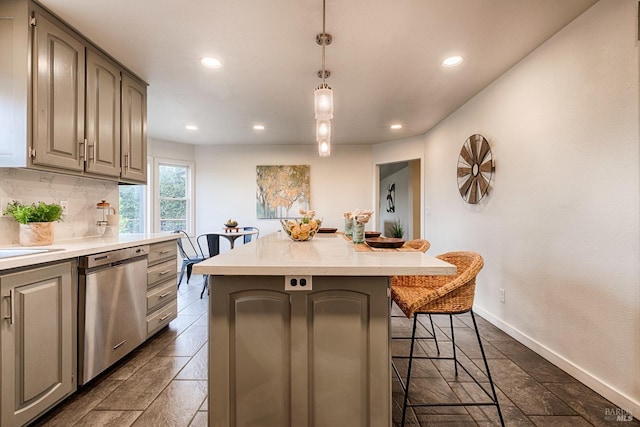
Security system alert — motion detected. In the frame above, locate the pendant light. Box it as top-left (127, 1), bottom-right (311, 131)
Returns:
top-left (314, 0), bottom-right (333, 156)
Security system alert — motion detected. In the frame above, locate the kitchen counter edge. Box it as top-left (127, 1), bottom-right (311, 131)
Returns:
top-left (0, 233), bottom-right (179, 271)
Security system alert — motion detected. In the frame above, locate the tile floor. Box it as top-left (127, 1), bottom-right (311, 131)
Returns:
top-left (34, 275), bottom-right (638, 427)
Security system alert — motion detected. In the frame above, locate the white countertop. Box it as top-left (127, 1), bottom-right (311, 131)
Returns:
top-left (193, 231), bottom-right (456, 276)
top-left (0, 232), bottom-right (178, 271)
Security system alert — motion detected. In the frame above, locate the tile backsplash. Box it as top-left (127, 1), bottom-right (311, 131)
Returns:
top-left (0, 168), bottom-right (119, 245)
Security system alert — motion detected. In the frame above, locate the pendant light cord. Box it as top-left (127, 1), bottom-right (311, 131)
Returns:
top-left (321, 0), bottom-right (326, 85)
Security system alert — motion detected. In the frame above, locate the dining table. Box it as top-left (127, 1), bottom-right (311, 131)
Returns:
top-left (208, 228), bottom-right (259, 249)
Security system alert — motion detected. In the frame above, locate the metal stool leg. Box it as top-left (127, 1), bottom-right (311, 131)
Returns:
top-left (400, 314), bottom-right (419, 427)
top-left (470, 311), bottom-right (505, 426)
top-left (200, 275), bottom-right (208, 299)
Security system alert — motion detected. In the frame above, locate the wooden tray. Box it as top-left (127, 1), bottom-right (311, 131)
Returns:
top-left (365, 231), bottom-right (381, 238)
top-left (365, 237), bottom-right (405, 249)
top-left (318, 227), bottom-right (338, 233)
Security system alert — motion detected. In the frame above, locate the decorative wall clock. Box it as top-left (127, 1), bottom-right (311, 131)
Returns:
top-left (457, 134), bottom-right (494, 204)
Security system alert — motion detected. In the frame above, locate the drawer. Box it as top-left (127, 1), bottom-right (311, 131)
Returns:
top-left (147, 259), bottom-right (176, 287)
top-left (147, 299), bottom-right (177, 337)
top-left (148, 240), bottom-right (177, 266)
top-left (147, 279), bottom-right (176, 312)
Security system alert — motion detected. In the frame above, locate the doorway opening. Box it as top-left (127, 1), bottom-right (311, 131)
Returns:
top-left (377, 159), bottom-right (421, 239)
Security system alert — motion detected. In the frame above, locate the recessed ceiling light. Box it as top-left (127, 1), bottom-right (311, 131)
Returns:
top-left (253, 125), bottom-right (265, 130)
top-left (185, 125), bottom-right (198, 131)
top-left (390, 124), bottom-right (403, 130)
top-left (442, 56), bottom-right (463, 67)
top-left (200, 57), bottom-right (222, 69)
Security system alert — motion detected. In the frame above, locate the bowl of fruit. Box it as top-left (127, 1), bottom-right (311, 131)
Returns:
top-left (224, 219), bottom-right (238, 228)
top-left (280, 209), bottom-right (321, 241)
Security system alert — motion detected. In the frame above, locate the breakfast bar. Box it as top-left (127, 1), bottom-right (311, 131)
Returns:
top-left (193, 231), bottom-right (456, 427)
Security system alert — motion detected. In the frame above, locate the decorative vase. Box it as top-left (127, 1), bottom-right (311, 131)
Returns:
top-left (352, 221), bottom-right (365, 244)
top-left (344, 218), bottom-right (354, 237)
top-left (19, 222), bottom-right (54, 246)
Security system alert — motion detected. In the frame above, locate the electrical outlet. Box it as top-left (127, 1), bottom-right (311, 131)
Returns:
top-left (499, 288), bottom-right (505, 303)
top-left (285, 275), bottom-right (312, 291)
top-left (60, 201), bottom-right (69, 215)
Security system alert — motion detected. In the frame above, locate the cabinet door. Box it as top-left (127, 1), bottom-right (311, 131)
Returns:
top-left (32, 12), bottom-right (85, 172)
top-left (209, 275), bottom-right (391, 427)
top-left (85, 48), bottom-right (121, 177)
top-left (1, 261), bottom-right (76, 427)
top-left (121, 73), bottom-right (147, 183)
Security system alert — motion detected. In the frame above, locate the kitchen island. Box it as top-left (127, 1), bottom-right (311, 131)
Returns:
top-left (193, 231), bottom-right (456, 427)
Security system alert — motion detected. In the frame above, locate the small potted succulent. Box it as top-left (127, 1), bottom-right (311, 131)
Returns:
top-left (3, 201), bottom-right (63, 246)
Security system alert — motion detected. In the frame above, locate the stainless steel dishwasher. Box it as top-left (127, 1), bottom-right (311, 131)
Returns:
top-left (78, 245), bottom-right (149, 385)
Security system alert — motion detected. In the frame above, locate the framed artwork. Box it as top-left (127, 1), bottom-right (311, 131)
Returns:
top-left (256, 165), bottom-right (310, 219)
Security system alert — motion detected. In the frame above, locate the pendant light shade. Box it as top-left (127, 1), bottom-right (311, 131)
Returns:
top-left (316, 118), bottom-right (331, 140)
top-left (314, 83), bottom-right (333, 120)
top-left (318, 138), bottom-right (331, 157)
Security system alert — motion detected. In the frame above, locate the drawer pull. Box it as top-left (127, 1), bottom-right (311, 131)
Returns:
top-left (113, 340), bottom-right (127, 350)
top-left (159, 249), bottom-right (170, 254)
top-left (159, 292), bottom-right (171, 298)
top-left (159, 313), bottom-right (171, 321)
top-left (159, 269), bottom-right (172, 275)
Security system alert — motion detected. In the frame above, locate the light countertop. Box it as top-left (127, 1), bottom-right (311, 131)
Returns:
top-left (0, 232), bottom-right (178, 271)
top-left (193, 231), bottom-right (456, 277)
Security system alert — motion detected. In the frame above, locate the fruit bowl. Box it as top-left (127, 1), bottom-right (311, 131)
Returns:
top-left (224, 220), bottom-right (238, 228)
top-left (280, 218), bottom-right (321, 241)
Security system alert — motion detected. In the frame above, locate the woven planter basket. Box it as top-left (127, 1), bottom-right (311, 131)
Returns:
top-left (19, 222), bottom-right (54, 246)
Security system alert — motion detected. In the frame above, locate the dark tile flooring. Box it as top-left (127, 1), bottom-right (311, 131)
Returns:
top-left (34, 276), bottom-right (637, 427)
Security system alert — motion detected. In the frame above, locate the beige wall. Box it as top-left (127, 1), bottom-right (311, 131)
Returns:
top-left (375, 0), bottom-right (639, 413)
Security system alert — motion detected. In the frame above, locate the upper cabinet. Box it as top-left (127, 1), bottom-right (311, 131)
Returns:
top-left (121, 73), bottom-right (147, 183)
top-left (0, 0), bottom-right (147, 184)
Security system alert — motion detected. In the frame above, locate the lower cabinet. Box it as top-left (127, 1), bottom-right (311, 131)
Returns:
top-left (209, 275), bottom-right (391, 427)
top-left (146, 240), bottom-right (177, 337)
top-left (0, 261), bottom-right (76, 427)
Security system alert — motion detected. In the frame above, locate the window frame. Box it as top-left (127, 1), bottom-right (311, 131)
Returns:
top-left (152, 157), bottom-right (196, 235)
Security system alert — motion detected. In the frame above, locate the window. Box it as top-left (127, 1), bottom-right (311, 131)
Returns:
top-left (119, 157), bottom-right (194, 235)
top-left (119, 184), bottom-right (147, 233)
top-left (118, 161), bottom-right (151, 234)
top-left (156, 159), bottom-right (194, 234)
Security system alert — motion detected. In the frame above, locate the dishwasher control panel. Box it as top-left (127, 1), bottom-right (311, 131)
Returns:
top-left (79, 245), bottom-right (149, 268)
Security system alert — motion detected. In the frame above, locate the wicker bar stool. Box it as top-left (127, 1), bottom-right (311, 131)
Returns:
top-left (391, 239), bottom-right (440, 355)
top-left (390, 251), bottom-right (504, 427)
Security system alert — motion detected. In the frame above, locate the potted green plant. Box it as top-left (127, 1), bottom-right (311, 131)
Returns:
top-left (3, 201), bottom-right (63, 246)
top-left (390, 219), bottom-right (404, 238)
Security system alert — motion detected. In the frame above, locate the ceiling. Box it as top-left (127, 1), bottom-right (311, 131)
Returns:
top-left (39, 0), bottom-right (597, 148)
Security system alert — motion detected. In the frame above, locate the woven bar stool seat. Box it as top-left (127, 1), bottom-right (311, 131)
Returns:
top-left (390, 251), bottom-right (505, 427)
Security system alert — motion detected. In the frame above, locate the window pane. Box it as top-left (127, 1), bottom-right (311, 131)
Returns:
top-left (159, 165), bottom-right (187, 198)
top-left (160, 219), bottom-right (187, 232)
top-left (160, 199), bottom-right (187, 226)
top-left (119, 185), bottom-right (145, 233)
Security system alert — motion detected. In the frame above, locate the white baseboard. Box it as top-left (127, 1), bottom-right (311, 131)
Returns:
top-left (473, 305), bottom-right (640, 419)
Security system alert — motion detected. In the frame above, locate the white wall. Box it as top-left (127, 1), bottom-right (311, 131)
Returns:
top-left (194, 144), bottom-right (373, 251)
top-left (381, 0), bottom-right (638, 413)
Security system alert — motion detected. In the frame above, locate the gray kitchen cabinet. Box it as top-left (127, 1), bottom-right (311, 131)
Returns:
top-left (120, 73), bottom-right (147, 184)
top-left (0, 0), bottom-right (147, 184)
top-left (31, 9), bottom-right (86, 173)
top-left (85, 48), bottom-right (121, 178)
top-left (0, 260), bottom-right (76, 427)
top-left (146, 240), bottom-right (177, 337)
top-left (209, 275), bottom-right (391, 427)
